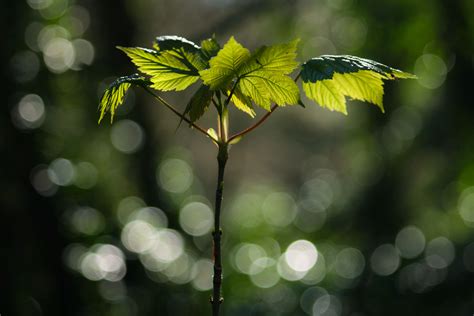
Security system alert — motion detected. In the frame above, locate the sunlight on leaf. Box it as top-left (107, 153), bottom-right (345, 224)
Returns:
top-left (104, 37), bottom-right (417, 126)
top-left (118, 45), bottom-right (205, 91)
top-left (98, 74), bottom-right (151, 124)
top-left (236, 39), bottom-right (300, 110)
top-left (334, 70), bottom-right (385, 111)
top-left (302, 79), bottom-right (347, 114)
top-left (239, 72), bottom-right (299, 110)
top-left (200, 37), bottom-right (300, 112)
top-left (301, 55), bottom-right (416, 114)
top-left (199, 36), bottom-right (251, 90)
top-left (153, 35), bottom-right (200, 52)
top-left (238, 39), bottom-right (300, 76)
top-left (229, 87), bottom-right (256, 117)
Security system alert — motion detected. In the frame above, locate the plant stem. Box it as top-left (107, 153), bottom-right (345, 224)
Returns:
top-left (211, 143), bottom-right (228, 316)
top-left (141, 87), bottom-right (216, 141)
top-left (227, 104), bottom-right (278, 143)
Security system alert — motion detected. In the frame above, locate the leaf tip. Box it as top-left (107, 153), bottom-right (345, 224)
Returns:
top-left (227, 35), bottom-right (240, 46)
top-left (291, 38), bottom-right (301, 46)
top-left (391, 69), bottom-right (418, 80)
top-left (229, 135), bottom-right (242, 145)
top-left (207, 128), bottom-right (219, 145)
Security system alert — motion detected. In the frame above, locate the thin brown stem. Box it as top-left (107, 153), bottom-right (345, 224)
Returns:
top-left (294, 71), bottom-right (301, 82)
top-left (142, 87), bottom-right (217, 141)
top-left (227, 104), bottom-right (278, 143)
top-left (226, 72), bottom-right (301, 143)
top-left (211, 143), bottom-right (228, 316)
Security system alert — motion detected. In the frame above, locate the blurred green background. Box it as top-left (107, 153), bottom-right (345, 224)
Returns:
top-left (2, 0), bottom-right (474, 315)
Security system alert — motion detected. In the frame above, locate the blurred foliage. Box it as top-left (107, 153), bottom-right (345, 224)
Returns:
top-left (2, 0), bottom-right (474, 315)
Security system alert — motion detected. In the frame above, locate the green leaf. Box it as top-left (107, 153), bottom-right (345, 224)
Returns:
top-left (185, 85), bottom-right (213, 122)
top-left (153, 35), bottom-right (200, 52)
top-left (236, 39), bottom-right (300, 110)
top-left (98, 74), bottom-right (151, 124)
top-left (199, 37), bottom-right (300, 113)
top-left (117, 45), bottom-right (205, 91)
top-left (333, 70), bottom-right (385, 112)
top-left (199, 36), bottom-right (251, 90)
top-left (238, 71), bottom-right (299, 110)
top-left (229, 87), bottom-right (255, 117)
top-left (238, 39), bottom-right (300, 76)
top-left (207, 128), bottom-right (219, 144)
top-left (301, 55), bottom-right (416, 114)
top-left (228, 135), bottom-right (242, 145)
top-left (200, 36), bottom-right (221, 61)
top-left (302, 79), bottom-right (346, 114)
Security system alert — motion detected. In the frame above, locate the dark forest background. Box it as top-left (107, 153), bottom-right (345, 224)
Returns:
top-left (2, 0), bottom-right (474, 315)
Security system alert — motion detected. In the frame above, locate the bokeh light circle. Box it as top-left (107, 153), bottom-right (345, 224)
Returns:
top-left (370, 244), bottom-right (400, 276)
top-left (284, 240), bottom-right (318, 273)
top-left (158, 158), bottom-right (193, 193)
top-left (179, 202), bottom-right (213, 236)
top-left (110, 120), bottom-right (144, 154)
top-left (262, 192), bottom-right (297, 227)
top-left (425, 237), bottom-right (455, 269)
top-left (334, 248), bottom-right (365, 279)
top-left (395, 226), bottom-right (426, 259)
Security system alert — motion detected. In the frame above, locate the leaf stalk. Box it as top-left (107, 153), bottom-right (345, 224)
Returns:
top-left (211, 142), bottom-right (228, 316)
top-left (141, 87), bottom-right (217, 142)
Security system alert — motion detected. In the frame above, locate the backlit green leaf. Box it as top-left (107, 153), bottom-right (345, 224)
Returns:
top-left (302, 79), bottom-right (346, 114)
top-left (199, 36), bottom-right (251, 90)
top-left (333, 70), bottom-right (385, 112)
top-left (98, 74), bottom-right (151, 124)
top-left (238, 71), bottom-right (299, 110)
top-left (238, 39), bottom-right (300, 76)
top-left (229, 87), bottom-right (256, 117)
top-left (118, 46), bottom-right (205, 91)
top-left (200, 37), bottom-right (300, 113)
top-left (236, 39), bottom-right (300, 110)
top-left (301, 55), bottom-right (416, 114)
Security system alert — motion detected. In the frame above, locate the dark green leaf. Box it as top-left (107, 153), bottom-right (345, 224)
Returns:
top-left (153, 35), bottom-right (200, 52)
top-left (200, 36), bottom-right (221, 61)
top-left (301, 55), bottom-right (416, 114)
top-left (186, 85), bottom-right (213, 122)
top-left (98, 74), bottom-right (151, 124)
top-left (301, 55), bottom-right (416, 82)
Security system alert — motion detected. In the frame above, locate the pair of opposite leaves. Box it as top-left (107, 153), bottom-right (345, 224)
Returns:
top-left (98, 35), bottom-right (416, 124)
